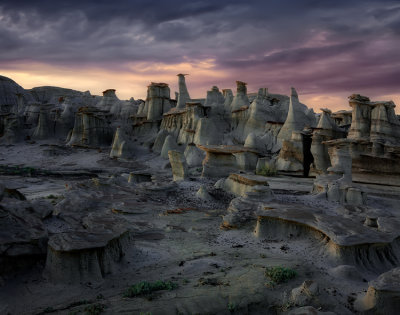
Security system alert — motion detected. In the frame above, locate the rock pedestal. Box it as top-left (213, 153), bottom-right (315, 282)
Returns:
top-left (44, 228), bottom-right (130, 284)
top-left (197, 145), bottom-right (259, 178)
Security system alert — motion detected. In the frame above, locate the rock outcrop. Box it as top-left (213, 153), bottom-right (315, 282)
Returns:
top-left (176, 74), bottom-right (191, 109)
top-left (357, 267), bottom-right (400, 314)
top-left (230, 81), bottom-right (250, 112)
top-left (110, 127), bottom-right (135, 159)
top-left (221, 174), bottom-right (275, 228)
top-left (168, 150), bottom-right (189, 181)
top-left (44, 227), bottom-right (130, 284)
top-left (0, 186), bottom-right (48, 276)
top-left (68, 106), bottom-right (113, 147)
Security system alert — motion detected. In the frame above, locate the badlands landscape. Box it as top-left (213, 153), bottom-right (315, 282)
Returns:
top-left (1, 73), bottom-right (400, 315)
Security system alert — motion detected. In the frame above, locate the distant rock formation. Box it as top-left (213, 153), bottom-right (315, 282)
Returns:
top-left (230, 81), bottom-right (250, 112)
top-left (67, 106), bottom-right (113, 147)
top-left (176, 74), bottom-right (191, 109)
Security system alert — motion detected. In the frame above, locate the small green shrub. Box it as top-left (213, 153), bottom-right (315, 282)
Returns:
top-left (256, 165), bottom-right (277, 177)
top-left (123, 280), bottom-right (178, 298)
top-left (265, 266), bottom-right (297, 286)
top-left (227, 302), bottom-right (236, 312)
top-left (84, 303), bottom-right (105, 315)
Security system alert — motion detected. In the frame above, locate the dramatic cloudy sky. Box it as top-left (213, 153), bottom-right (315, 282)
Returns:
top-left (0, 0), bottom-right (399, 111)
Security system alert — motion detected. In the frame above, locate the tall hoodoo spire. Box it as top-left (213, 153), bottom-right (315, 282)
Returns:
top-left (176, 74), bottom-right (191, 109)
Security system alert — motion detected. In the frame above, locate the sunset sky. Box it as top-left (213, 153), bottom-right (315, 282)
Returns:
top-left (0, 0), bottom-right (399, 112)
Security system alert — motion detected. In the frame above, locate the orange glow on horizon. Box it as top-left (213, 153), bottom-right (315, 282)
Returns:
top-left (1, 62), bottom-right (399, 114)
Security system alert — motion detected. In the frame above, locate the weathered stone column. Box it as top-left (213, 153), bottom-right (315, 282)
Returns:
top-left (146, 82), bottom-right (171, 121)
top-left (230, 81), bottom-right (250, 111)
top-left (347, 94), bottom-right (372, 140)
top-left (370, 101), bottom-right (395, 143)
top-left (326, 140), bottom-right (352, 183)
top-left (176, 74), bottom-right (191, 109)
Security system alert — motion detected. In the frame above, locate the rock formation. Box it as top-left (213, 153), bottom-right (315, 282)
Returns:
top-left (96, 89), bottom-right (122, 115)
top-left (312, 139), bottom-right (367, 205)
top-left (145, 83), bottom-right (171, 121)
top-left (32, 106), bottom-right (54, 140)
top-left (68, 106), bottom-right (113, 147)
top-left (0, 75), bottom-right (33, 114)
top-left (357, 267), bottom-right (400, 314)
top-left (230, 81), bottom-right (250, 112)
top-left (221, 173), bottom-right (275, 228)
top-left (0, 185), bottom-right (48, 277)
top-left (168, 150), bottom-right (189, 181)
top-left (44, 227), bottom-right (130, 284)
top-left (110, 127), bottom-right (135, 159)
top-left (176, 74), bottom-right (191, 109)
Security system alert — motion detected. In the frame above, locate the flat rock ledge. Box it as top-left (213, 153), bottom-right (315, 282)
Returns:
top-left (254, 204), bottom-right (400, 271)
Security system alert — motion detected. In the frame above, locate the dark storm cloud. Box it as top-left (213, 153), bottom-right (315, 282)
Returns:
top-left (0, 0), bottom-right (399, 96)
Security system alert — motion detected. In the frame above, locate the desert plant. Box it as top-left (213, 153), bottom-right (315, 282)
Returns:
top-left (227, 302), bottom-right (236, 312)
top-left (84, 303), bottom-right (105, 315)
top-left (265, 266), bottom-right (297, 286)
top-left (256, 164), bottom-right (277, 176)
top-left (123, 280), bottom-right (178, 298)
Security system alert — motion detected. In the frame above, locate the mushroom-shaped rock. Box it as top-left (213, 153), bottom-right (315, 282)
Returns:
top-left (44, 227), bottom-right (130, 284)
top-left (220, 173), bottom-right (274, 198)
top-left (97, 89), bottom-right (120, 112)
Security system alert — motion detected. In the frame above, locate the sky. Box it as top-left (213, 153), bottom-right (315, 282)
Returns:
top-left (0, 0), bottom-right (399, 112)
